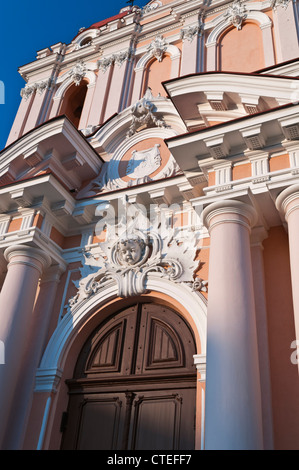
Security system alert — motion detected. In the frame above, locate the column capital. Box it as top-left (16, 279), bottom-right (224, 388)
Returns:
top-left (4, 244), bottom-right (51, 275)
top-left (276, 184), bottom-right (299, 221)
top-left (202, 199), bottom-right (258, 233)
top-left (40, 264), bottom-right (65, 284)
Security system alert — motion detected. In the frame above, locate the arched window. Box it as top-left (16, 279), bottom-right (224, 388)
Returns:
top-left (59, 80), bottom-right (88, 128)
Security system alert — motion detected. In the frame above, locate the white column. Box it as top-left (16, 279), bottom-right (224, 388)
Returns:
top-left (250, 227), bottom-right (274, 450)
top-left (2, 264), bottom-right (64, 449)
top-left (202, 200), bottom-right (263, 450)
top-left (276, 184), bottom-right (299, 373)
top-left (0, 245), bottom-right (51, 448)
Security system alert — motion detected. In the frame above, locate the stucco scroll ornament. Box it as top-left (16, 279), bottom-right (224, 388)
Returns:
top-left (67, 221), bottom-right (205, 309)
top-left (20, 84), bottom-right (37, 101)
top-left (224, 0), bottom-right (248, 30)
top-left (180, 24), bottom-right (202, 43)
top-left (147, 35), bottom-right (168, 62)
top-left (126, 88), bottom-right (168, 138)
top-left (68, 60), bottom-right (87, 86)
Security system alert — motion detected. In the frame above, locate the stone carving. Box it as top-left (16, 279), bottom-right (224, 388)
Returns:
top-left (90, 148), bottom-right (179, 193)
top-left (21, 78), bottom-right (53, 100)
top-left (126, 144), bottom-right (161, 182)
top-left (114, 49), bottom-right (134, 67)
top-left (270, 0), bottom-right (290, 9)
top-left (80, 124), bottom-right (100, 136)
top-left (142, 1), bottom-right (162, 14)
top-left (180, 24), bottom-right (201, 42)
top-left (127, 88), bottom-right (168, 138)
top-left (36, 79), bottom-right (52, 95)
top-left (98, 56), bottom-right (114, 73)
top-left (224, 0), bottom-right (247, 30)
top-left (67, 213), bottom-right (205, 307)
top-left (20, 84), bottom-right (36, 100)
top-left (68, 60), bottom-right (86, 86)
top-left (98, 49), bottom-right (134, 72)
top-left (147, 35), bottom-right (168, 62)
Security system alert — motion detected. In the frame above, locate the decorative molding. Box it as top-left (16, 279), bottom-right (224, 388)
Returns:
top-left (21, 78), bottom-right (53, 100)
top-left (223, 0), bottom-right (248, 30)
top-left (91, 145), bottom-right (180, 193)
top-left (34, 368), bottom-right (63, 393)
top-left (127, 87), bottom-right (168, 138)
top-left (20, 84), bottom-right (36, 100)
top-left (36, 78), bottom-right (53, 95)
top-left (142, 1), bottom-right (162, 15)
top-left (68, 60), bottom-right (86, 86)
top-left (97, 56), bottom-right (114, 73)
top-left (180, 24), bottom-right (202, 42)
top-left (67, 218), bottom-right (204, 307)
top-left (147, 35), bottom-right (168, 62)
top-left (270, 0), bottom-right (291, 10)
top-left (97, 48), bottom-right (134, 72)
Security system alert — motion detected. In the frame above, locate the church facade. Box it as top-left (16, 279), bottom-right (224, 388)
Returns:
top-left (0, 0), bottom-right (299, 450)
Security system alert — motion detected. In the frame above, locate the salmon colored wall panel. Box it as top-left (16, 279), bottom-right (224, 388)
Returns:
top-left (50, 226), bottom-right (65, 247)
top-left (32, 213), bottom-right (43, 229)
top-left (62, 235), bottom-right (82, 249)
top-left (219, 22), bottom-right (265, 72)
top-left (263, 226), bottom-right (299, 449)
top-left (232, 163), bottom-right (251, 180)
top-left (8, 218), bottom-right (22, 233)
top-left (208, 171), bottom-right (216, 186)
top-left (269, 154), bottom-right (290, 172)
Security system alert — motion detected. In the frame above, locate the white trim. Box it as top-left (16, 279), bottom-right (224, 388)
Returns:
top-left (54, 70), bottom-right (97, 99)
top-left (135, 44), bottom-right (181, 71)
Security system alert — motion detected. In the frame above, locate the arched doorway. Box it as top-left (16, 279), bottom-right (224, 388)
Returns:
top-left (60, 301), bottom-right (197, 450)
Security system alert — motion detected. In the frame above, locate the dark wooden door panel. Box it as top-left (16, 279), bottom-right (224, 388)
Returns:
top-left (129, 388), bottom-right (196, 450)
top-left (62, 303), bottom-right (197, 450)
top-left (76, 396), bottom-right (125, 450)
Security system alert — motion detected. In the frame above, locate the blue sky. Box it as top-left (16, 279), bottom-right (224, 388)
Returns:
top-left (0, 0), bottom-right (149, 150)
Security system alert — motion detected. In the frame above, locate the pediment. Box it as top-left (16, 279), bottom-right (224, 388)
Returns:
top-left (0, 116), bottom-right (103, 191)
top-left (77, 89), bottom-right (185, 198)
top-left (163, 72), bottom-right (299, 131)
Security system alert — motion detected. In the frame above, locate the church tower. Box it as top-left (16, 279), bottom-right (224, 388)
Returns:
top-left (0, 0), bottom-right (299, 450)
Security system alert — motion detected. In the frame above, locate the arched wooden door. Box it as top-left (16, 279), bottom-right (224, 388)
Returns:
top-left (61, 302), bottom-right (197, 450)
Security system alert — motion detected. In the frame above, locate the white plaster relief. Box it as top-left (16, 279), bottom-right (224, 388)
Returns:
top-left (271, 0), bottom-right (291, 9)
top-left (127, 87), bottom-right (168, 138)
top-left (67, 216), bottom-right (206, 308)
top-left (147, 35), bottom-right (168, 62)
top-left (68, 60), bottom-right (86, 86)
top-left (224, 0), bottom-right (248, 30)
top-left (180, 24), bottom-right (202, 42)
